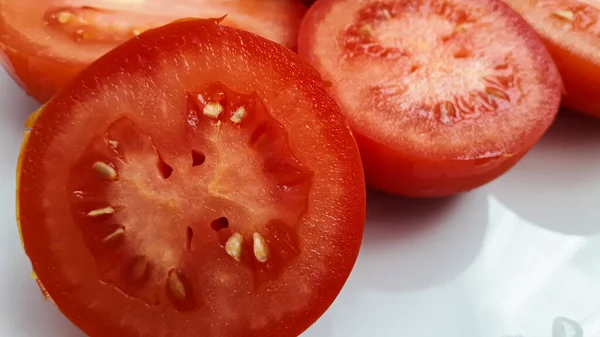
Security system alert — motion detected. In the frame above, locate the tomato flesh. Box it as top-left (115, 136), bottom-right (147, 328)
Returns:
top-left (0, 0), bottom-right (307, 102)
top-left (17, 19), bottom-right (365, 337)
top-left (503, 0), bottom-right (600, 118)
top-left (299, 0), bottom-right (562, 196)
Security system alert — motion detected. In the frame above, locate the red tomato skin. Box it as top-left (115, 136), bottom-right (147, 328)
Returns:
top-left (0, 44), bottom-right (77, 102)
top-left (500, 0), bottom-right (600, 118)
top-left (356, 132), bottom-right (527, 197)
top-left (298, 0), bottom-right (562, 197)
top-left (0, 1), bottom-right (307, 103)
top-left (18, 19), bottom-right (365, 337)
top-left (545, 42), bottom-right (600, 118)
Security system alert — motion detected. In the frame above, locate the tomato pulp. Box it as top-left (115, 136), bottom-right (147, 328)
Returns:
top-left (17, 19), bottom-right (365, 337)
top-left (299, 0), bottom-right (562, 197)
top-left (0, 0), bottom-right (307, 102)
top-left (503, 0), bottom-right (600, 118)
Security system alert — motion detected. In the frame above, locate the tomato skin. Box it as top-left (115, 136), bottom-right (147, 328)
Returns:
top-left (550, 46), bottom-right (600, 118)
top-left (356, 132), bottom-right (527, 197)
top-left (299, 0), bottom-right (562, 197)
top-left (501, 0), bottom-right (600, 118)
top-left (0, 0), bottom-right (307, 102)
top-left (0, 43), bottom-right (78, 102)
top-left (17, 19), bottom-right (365, 337)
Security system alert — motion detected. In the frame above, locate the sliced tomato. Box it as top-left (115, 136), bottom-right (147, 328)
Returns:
top-left (0, 0), bottom-right (306, 103)
top-left (502, 0), bottom-right (600, 118)
top-left (299, 0), bottom-right (562, 197)
top-left (17, 19), bottom-right (365, 337)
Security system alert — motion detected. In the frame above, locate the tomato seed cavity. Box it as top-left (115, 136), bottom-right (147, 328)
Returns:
top-left (210, 217), bottom-right (229, 232)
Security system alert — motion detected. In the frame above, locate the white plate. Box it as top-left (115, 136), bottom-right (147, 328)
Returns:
top-left (0, 68), bottom-right (599, 337)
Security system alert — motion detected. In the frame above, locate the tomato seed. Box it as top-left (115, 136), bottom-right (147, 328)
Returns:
top-left (103, 227), bottom-right (125, 243)
top-left (225, 233), bottom-right (244, 262)
top-left (552, 10), bottom-right (575, 21)
top-left (359, 24), bottom-right (375, 36)
top-left (230, 106), bottom-right (247, 124)
top-left (485, 87), bottom-right (510, 101)
top-left (382, 9), bottom-right (392, 20)
top-left (93, 161), bottom-right (117, 180)
top-left (56, 11), bottom-right (73, 24)
top-left (107, 139), bottom-right (119, 149)
top-left (168, 271), bottom-right (187, 301)
top-left (203, 102), bottom-right (224, 119)
top-left (253, 232), bottom-right (269, 263)
top-left (87, 206), bottom-right (115, 217)
top-left (130, 257), bottom-right (149, 281)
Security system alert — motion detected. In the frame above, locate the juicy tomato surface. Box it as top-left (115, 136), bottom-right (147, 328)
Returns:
top-left (17, 19), bottom-right (365, 337)
top-left (503, 0), bottom-right (600, 118)
top-left (299, 0), bottom-right (562, 197)
top-left (0, 0), bottom-right (307, 102)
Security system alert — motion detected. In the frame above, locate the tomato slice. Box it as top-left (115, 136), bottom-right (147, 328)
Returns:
top-left (0, 0), bottom-right (307, 103)
top-left (17, 19), bottom-right (365, 337)
top-left (502, 0), bottom-right (600, 118)
top-left (298, 0), bottom-right (562, 197)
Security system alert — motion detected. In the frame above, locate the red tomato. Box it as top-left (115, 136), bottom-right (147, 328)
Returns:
top-left (503, 0), bottom-right (600, 118)
top-left (17, 19), bottom-right (365, 337)
top-left (299, 0), bottom-right (562, 197)
top-left (0, 0), bottom-right (307, 102)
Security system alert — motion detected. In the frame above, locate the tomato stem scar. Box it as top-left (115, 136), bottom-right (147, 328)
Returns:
top-left (230, 106), bottom-right (246, 124)
top-left (93, 161), bottom-right (117, 180)
top-left (203, 102), bottom-right (224, 119)
top-left (253, 232), bottom-right (269, 263)
top-left (225, 233), bottom-right (243, 262)
top-left (87, 206), bottom-right (115, 217)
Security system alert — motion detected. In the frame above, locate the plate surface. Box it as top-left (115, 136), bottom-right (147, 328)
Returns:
top-left (0, 68), bottom-right (599, 337)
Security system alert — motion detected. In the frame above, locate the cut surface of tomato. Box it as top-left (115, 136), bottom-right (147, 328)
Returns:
top-left (299, 0), bottom-right (562, 197)
top-left (503, 0), bottom-right (600, 118)
top-left (0, 0), bottom-right (307, 102)
top-left (17, 19), bottom-right (365, 337)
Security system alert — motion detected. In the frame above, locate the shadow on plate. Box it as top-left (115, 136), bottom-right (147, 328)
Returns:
top-left (344, 189), bottom-right (489, 293)
top-left (0, 242), bottom-right (85, 337)
top-left (486, 112), bottom-right (600, 236)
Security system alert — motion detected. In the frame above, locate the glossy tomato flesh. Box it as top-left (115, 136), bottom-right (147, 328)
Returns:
top-left (0, 0), bottom-right (307, 102)
top-left (17, 19), bottom-right (365, 337)
top-left (503, 0), bottom-right (600, 118)
top-left (299, 0), bottom-right (562, 197)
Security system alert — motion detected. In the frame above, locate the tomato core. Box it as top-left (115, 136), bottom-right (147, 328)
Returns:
top-left (67, 82), bottom-right (313, 311)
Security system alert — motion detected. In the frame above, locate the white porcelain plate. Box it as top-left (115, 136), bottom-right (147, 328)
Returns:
top-left (0, 68), bottom-right (599, 337)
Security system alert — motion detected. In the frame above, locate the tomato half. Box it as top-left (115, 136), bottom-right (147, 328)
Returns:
top-left (502, 0), bottom-right (600, 118)
top-left (17, 19), bottom-right (365, 337)
top-left (0, 0), bottom-right (307, 103)
top-left (299, 0), bottom-right (562, 197)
